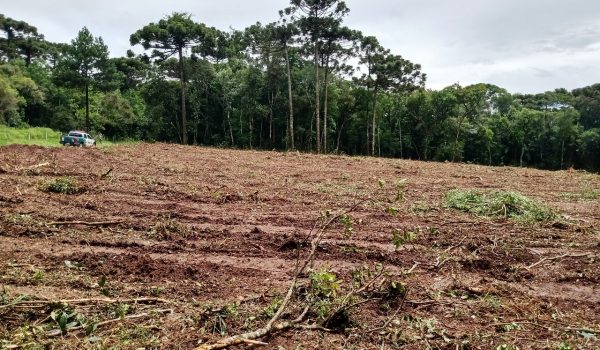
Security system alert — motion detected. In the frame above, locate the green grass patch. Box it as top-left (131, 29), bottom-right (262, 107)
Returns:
top-left (0, 125), bottom-right (121, 148)
top-left (559, 188), bottom-right (599, 201)
top-left (0, 125), bottom-right (63, 147)
top-left (445, 189), bottom-right (556, 222)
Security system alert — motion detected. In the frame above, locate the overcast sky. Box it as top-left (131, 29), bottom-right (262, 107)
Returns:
top-left (4, 0), bottom-right (600, 93)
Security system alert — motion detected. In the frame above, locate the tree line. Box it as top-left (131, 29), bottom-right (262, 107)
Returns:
top-left (1, 1), bottom-right (600, 171)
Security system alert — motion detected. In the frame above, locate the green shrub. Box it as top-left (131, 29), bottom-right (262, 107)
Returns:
top-left (40, 177), bottom-right (82, 194)
top-left (445, 189), bottom-right (556, 222)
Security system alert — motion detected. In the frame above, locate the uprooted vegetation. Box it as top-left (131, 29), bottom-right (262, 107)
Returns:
top-left (1, 144), bottom-right (599, 349)
top-left (149, 215), bottom-right (195, 241)
top-left (39, 177), bottom-right (84, 195)
top-left (445, 189), bottom-right (558, 222)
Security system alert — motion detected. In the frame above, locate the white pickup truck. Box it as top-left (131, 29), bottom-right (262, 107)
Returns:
top-left (60, 131), bottom-right (96, 147)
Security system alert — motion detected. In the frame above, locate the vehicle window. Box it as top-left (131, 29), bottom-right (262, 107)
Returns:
top-left (69, 133), bottom-right (82, 137)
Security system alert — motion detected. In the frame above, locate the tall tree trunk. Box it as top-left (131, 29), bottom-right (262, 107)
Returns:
top-left (203, 118), bottom-right (209, 143)
top-left (85, 80), bottom-right (90, 131)
top-left (239, 110), bottom-right (244, 139)
top-left (413, 138), bottom-right (421, 160)
top-left (561, 139), bottom-right (565, 170)
top-left (378, 123), bottom-right (381, 157)
top-left (285, 45), bottom-right (294, 150)
top-left (398, 119), bottom-right (403, 158)
top-left (269, 91), bottom-right (274, 144)
top-left (260, 118), bottom-right (264, 148)
top-left (314, 43), bottom-right (321, 153)
top-left (227, 108), bottom-right (234, 146)
top-left (249, 115), bottom-right (253, 149)
top-left (178, 47), bottom-right (188, 145)
top-left (520, 144), bottom-right (525, 167)
top-left (366, 119), bottom-right (370, 155)
top-left (371, 86), bottom-right (378, 156)
top-left (323, 59), bottom-right (330, 154)
top-left (336, 118), bottom-right (347, 153)
top-left (452, 116), bottom-right (465, 162)
top-left (365, 90), bottom-right (370, 154)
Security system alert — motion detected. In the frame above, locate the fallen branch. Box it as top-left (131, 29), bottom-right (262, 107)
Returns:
top-left (0, 297), bottom-right (170, 310)
top-left (197, 310), bottom-right (309, 350)
top-left (240, 339), bottom-right (268, 346)
top-left (526, 252), bottom-right (593, 270)
top-left (433, 256), bottom-right (453, 269)
top-left (100, 168), bottom-right (113, 178)
top-left (15, 162), bottom-right (51, 172)
top-left (197, 202), bottom-right (367, 350)
top-left (405, 262), bottom-right (419, 274)
top-left (7, 263), bottom-right (36, 269)
top-left (46, 220), bottom-right (123, 227)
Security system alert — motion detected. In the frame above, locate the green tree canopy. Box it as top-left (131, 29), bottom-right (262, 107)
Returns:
top-left (131, 12), bottom-right (215, 144)
top-left (55, 27), bottom-right (114, 131)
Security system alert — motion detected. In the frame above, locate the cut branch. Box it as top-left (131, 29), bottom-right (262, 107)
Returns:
top-left (0, 297), bottom-right (170, 310)
top-left (526, 252), bottom-right (593, 270)
top-left (46, 220), bottom-right (123, 227)
top-left (16, 162), bottom-right (50, 171)
top-left (197, 202), bottom-right (367, 350)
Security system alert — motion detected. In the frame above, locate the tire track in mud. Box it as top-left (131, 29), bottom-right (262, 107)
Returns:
top-left (2, 235), bottom-right (599, 304)
top-left (0, 236), bottom-right (404, 276)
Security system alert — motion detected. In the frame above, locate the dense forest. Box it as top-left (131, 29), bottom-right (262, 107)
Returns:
top-left (1, 1), bottom-right (600, 171)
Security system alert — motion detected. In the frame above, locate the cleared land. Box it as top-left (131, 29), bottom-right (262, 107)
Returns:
top-left (0, 144), bottom-right (599, 349)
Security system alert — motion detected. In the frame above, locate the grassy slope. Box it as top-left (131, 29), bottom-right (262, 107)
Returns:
top-left (0, 125), bottom-right (63, 147)
top-left (0, 126), bottom-right (121, 148)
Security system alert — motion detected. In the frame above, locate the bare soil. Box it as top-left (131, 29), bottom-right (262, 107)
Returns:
top-left (1, 143), bottom-right (599, 349)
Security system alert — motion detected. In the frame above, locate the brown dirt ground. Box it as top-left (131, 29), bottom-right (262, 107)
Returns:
top-left (0, 143), bottom-right (599, 349)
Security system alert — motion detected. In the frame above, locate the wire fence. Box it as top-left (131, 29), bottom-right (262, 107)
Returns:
top-left (0, 129), bottom-right (63, 146)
